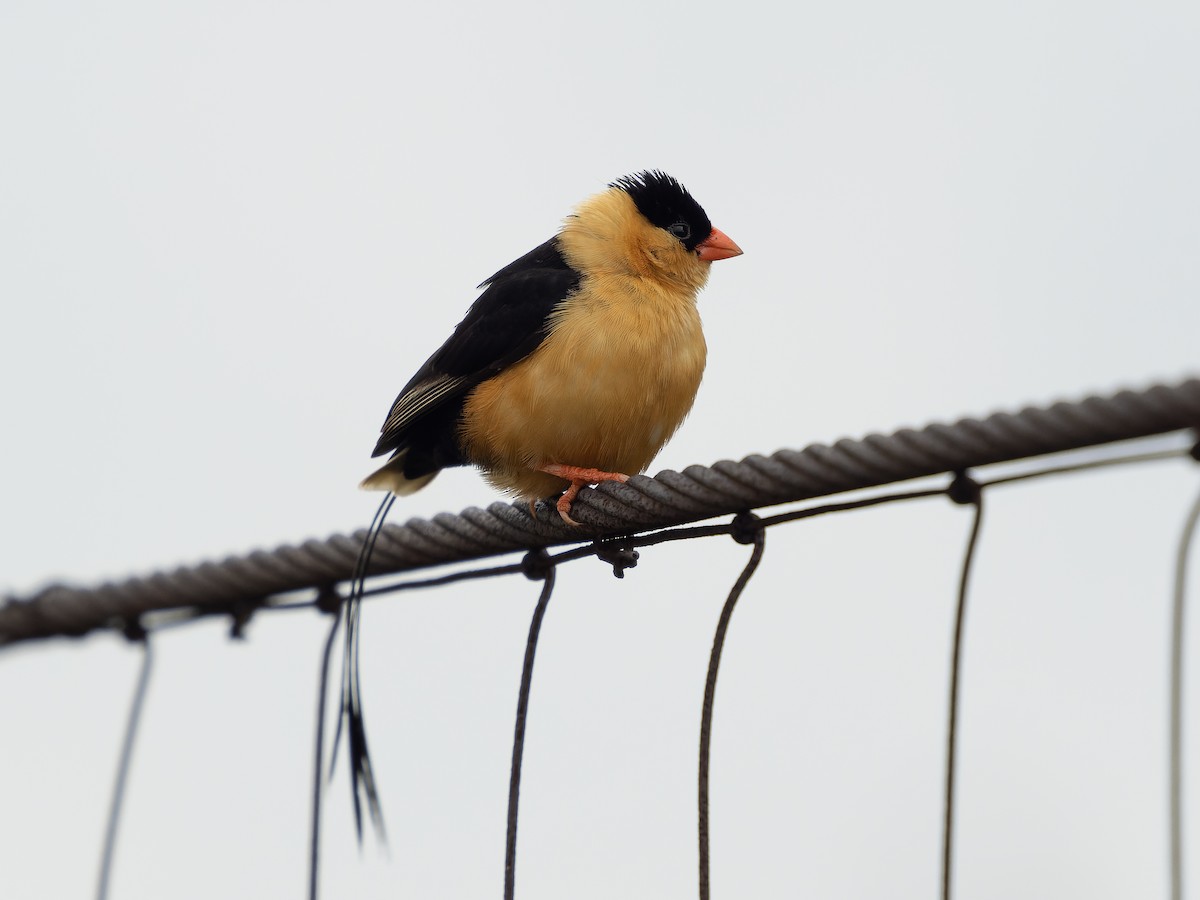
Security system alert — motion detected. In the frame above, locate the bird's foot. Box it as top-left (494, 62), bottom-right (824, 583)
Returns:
top-left (539, 464), bottom-right (631, 485)
top-left (538, 464), bottom-right (631, 526)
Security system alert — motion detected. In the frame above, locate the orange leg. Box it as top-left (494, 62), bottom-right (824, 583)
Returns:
top-left (538, 464), bottom-right (630, 526)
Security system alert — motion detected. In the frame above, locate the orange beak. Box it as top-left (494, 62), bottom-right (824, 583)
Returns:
top-left (696, 227), bottom-right (743, 262)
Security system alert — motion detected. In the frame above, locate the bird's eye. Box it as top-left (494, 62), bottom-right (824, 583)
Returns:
top-left (668, 221), bottom-right (691, 241)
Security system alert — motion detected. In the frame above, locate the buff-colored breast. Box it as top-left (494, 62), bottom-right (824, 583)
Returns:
top-left (458, 274), bottom-right (707, 499)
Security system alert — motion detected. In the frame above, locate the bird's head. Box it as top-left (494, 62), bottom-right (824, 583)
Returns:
top-left (561, 170), bottom-right (742, 290)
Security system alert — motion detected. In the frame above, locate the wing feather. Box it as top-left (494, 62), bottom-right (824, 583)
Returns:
top-left (376, 374), bottom-right (468, 441)
top-left (371, 239), bottom-right (580, 459)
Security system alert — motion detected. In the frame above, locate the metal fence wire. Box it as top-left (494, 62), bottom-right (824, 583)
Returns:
top-left (2, 377), bottom-right (1199, 900)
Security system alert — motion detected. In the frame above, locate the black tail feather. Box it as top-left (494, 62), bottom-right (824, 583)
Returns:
top-left (330, 492), bottom-right (397, 843)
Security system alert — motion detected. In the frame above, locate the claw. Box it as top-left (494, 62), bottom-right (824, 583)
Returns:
top-left (538, 464), bottom-right (630, 526)
top-left (556, 483), bottom-right (583, 526)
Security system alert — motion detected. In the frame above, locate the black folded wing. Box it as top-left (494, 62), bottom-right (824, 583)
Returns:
top-left (372, 237), bottom-right (580, 463)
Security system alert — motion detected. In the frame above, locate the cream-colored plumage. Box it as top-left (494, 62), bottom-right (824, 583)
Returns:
top-left (458, 188), bottom-right (710, 499)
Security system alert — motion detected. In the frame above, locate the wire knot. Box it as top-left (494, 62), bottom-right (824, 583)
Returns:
top-left (521, 548), bottom-right (554, 582)
top-left (121, 617), bottom-right (147, 643)
top-left (595, 543), bottom-right (639, 579)
top-left (730, 511), bottom-right (763, 545)
top-left (948, 471), bottom-right (982, 506)
top-left (228, 601), bottom-right (257, 640)
top-left (315, 586), bottom-right (342, 615)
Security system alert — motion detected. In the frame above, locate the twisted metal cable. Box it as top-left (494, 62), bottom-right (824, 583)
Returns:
top-left (3, 378), bottom-right (1198, 648)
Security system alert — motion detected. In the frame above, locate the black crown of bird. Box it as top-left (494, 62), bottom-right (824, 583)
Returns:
top-left (361, 169), bottom-right (743, 526)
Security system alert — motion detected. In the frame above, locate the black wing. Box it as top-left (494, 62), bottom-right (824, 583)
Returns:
top-left (477, 236), bottom-right (574, 287)
top-left (372, 237), bottom-right (579, 459)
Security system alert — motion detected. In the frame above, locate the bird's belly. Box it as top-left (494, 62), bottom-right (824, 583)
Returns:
top-left (459, 293), bottom-right (706, 497)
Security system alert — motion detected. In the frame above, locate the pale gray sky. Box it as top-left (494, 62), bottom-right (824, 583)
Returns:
top-left (2, 2), bottom-right (1199, 898)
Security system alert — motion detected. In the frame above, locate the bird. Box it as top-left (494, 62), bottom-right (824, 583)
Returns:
top-left (360, 170), bottom-right (742, 525)
top-left (334, 171), bottom-right (743, 846)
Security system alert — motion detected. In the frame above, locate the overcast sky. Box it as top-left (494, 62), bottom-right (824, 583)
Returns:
top-left (2, 2), bottom-right (1199, 898)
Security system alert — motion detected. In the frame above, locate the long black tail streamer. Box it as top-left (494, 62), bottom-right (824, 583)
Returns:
top-left (331, 492), bottom-right (396, 845)
top-left (95, 631), bottom-right (153, 900)
top-left (1169, 475), bottom-right (1200, 900)
top-left (504, 551), bottom-right (557, 900)
top-left (308, 590), bottom-right (344, 900)
top-left (698, 513), bottom-right (766, 900)
top-left (941, 472), bottom-right (985, 900)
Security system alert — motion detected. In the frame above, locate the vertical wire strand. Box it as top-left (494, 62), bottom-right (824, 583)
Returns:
top-left (942, 486), bottom-right (985, 900)
top-left (96, 638), bottom-right (154, 900)
top-left (1169, 485), bottom-right (1200, 900)
top-left (699, 522), bottom-right (767, 900)
top-left (504, 561), bottom-right (557, 900)
top-left (309, 606), bottom-right (344, 900)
